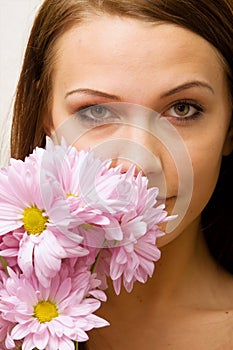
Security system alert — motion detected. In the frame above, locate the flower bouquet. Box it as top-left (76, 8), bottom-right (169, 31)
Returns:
top-left (0, 138), bottom-right (171, 350)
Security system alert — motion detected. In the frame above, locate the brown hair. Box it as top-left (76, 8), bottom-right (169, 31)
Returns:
top-left (11, 0), bottom-right (233, 273)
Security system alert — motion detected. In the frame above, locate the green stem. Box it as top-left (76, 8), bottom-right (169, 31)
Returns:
top-left (91, 238), bottom-right (114, 274)
top-left (75, 341), bottom-right (79, 350)
top-left (91, 248), bottom-right (103, 274)
top-left (0, 256), bottom-right (9, 277)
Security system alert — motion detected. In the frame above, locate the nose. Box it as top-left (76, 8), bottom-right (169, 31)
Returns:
top-left (118, 122), bottom-right (162, 170)
top-left (118, 121), bottom-right (168, 189)
top-left (92, 110), bottom-right (167, 193)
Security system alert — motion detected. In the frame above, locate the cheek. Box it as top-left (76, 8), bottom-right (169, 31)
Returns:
top-left (177, 119), bottom-right (228, 220)
top-left (188, 142), bottom-right (223, 217)
top-left (157, 136), bottom-right (224, 247)
top-left (73, 129), bottom-right (107, 150)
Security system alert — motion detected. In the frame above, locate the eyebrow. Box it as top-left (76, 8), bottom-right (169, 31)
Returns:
top-left (65, 88), bottom-right (121, 100)
top-left (65, 81), bottom-right (215, 100)
top-left (160, 81), bottom-right (215, 98)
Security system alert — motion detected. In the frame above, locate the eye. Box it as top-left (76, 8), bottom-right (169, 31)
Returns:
top-left (75, 104), bottom-right (119, 125)
top-left (163, 101), bottom-right (203, 120)
top-left (173, 103), bottom-right (191, 117)
top-left (86, 105), bottom-right (109, 119)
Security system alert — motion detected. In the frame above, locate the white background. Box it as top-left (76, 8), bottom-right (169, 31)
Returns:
top-left (0, 0), bottom-right (43, 166)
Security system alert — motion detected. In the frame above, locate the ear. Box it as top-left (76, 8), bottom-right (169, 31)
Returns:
top-left (222, 118), bottom-right (233, 156)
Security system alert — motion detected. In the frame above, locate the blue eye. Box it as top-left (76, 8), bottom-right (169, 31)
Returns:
top-left (75, 104), bottom-right (118, 125)
top-left (84, 105), bottom-right (109, 119)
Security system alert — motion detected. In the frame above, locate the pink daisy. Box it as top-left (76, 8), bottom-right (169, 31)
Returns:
top-left (95, 173), bottom-right (172, 294)
top-left (109, 228), bottom-right (163, 295)
top-left (75, 165), bottom-right (158, 248)
top-left (43, 140), bottom-right (116, 229)
top-left (0, 264), bottom-right (109, 350)
top-left (0, 231), bottom-right (22, 272)
top-left (0, 149), bottom-right (88, 287)
top-left (0, 314), bottom-right (19, 350)
top-left (43, 138), bottom-right (139, 243)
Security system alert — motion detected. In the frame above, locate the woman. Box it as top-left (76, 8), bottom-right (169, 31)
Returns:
top-left (11, 0), bottom-right (233, 349)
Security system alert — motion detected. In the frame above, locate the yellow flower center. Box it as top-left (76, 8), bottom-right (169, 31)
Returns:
top-left (80, 223), bottom-right (94, 231)
top-left (34, 300), bottom-right (58, 323)
top-left (22, 206), bottom-right (48, 235)
top-left (67, 193), bottom-right (79, 198)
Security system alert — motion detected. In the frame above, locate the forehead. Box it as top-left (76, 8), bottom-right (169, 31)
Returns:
top-left (52, 15), bottom-right (226, 96)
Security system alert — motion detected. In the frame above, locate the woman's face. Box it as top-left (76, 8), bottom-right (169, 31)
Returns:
top-left (50, 16), bottom-right (232, 246)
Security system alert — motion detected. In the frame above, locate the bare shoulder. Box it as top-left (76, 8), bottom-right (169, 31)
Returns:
top-left (210, 268), bottom-right (233, 344)
top-left (198, 269), bottom-right (233, 350)
top-left (171, 308), bottom-right (233, 350)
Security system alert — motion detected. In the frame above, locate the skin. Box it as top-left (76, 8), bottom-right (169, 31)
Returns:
top-left (50, 16), bottom-right (233, 350)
